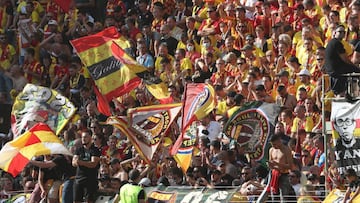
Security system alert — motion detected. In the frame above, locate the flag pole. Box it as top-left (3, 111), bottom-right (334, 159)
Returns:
top-left (321, 74), bottom-right (328, 195)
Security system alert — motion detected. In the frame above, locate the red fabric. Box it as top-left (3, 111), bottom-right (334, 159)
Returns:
top-left (267, 169), bottom-right (281, 194)
top-left (93, 85), bottom-right (111, 116)
top-left (294, 132), bottom-right (302, 159)
top-left (54, 0), bottom-right (72, 12)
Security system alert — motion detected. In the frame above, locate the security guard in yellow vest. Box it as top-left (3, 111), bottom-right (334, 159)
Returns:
top-left (114, 169), bottom-right (146, 203)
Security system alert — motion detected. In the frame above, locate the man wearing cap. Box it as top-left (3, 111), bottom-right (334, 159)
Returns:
top-left (253, 84), bottom-right (275, 103)
top-left (114, 169), bottom-right (146, 203)
top-left (325, 24), bottom-right (360, 96)
top-left (296, 69), bottom-right (315, 100)
top-left (275, 70), bottom-right (296, 96)
top-left (241, 44), bottom-right (262, 67)
top-left (43, 20), bottom-right (58, 39)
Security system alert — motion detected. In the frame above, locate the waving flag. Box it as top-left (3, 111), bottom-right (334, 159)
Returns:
top-left (170, 83), bottom-right (215, 156)
top-left (11, 84), bottom-right (76, 138)
top-left (107, 103), bottom-right (181, 163)
top-left (70, 27), bottom-right (148, 102)
top-left (0, 123), bottom-right (72, 177)
top-left (173, 122), bottom-right (198, 173)
top-left (224, 101), bottom-right (280, 163)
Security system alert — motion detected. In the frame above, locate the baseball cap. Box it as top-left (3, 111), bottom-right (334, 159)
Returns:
top-left (98, 174), bottom-right (110, 181)
top-left (209, 140), bottom-right (221, 149)
top-left (245, 34), bottom-right (254, 40)
top-left (48, 20), bottom-right (58, 26)
top-left (216, 160), bottom-right (225, 167)
top-left (110, 158), bottom-right (120, 165)
top-left (240, 44), bottom-right (253, 51)
top-left (139, 177), bottom-right (151, 187)
top-left (288, 56), bottom-right (301, 65)
top-left (276, 70), bottom-right (289, 77)
top-left (227, 91), bottom-right (237, 98)
top-left (298, 69), bottom-right (311, 76)
top-left (255, 1), bottom-right (263, 7)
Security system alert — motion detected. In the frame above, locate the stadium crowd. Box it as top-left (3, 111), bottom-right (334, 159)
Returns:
top-left (0, 0), bottom-right (360, 202)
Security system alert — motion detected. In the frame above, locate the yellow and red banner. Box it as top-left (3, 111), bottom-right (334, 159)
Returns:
top-left (107, 103), bottom-right (181, 163)
top-left (70, 27), bottom-right (148, 101)
top-left (11, 84), bottom-right (76, 138)
top-left (0, 123), bottom-right (72, 177)
top-left (170, 83), bottom-right (215, 156)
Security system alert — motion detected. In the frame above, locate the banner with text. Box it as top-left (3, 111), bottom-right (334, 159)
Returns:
top-left (331, 100), bottom-right (360, 175)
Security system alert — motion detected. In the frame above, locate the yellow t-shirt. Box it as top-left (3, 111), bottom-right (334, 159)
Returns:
top-left (154, 55), bottom-right (175, 73)
top-left (296, 83), bottom-right (315, 100)
top-left (180, 58), bottom-right (193, 73)
top-left (17, 1), bottom-right (44, 15)
top-left (216, 100), bottom-right (228, 115)
top-left (291, 117), bottom-right (314, 133)
top-left (0, 44), bottom-right (16, 70)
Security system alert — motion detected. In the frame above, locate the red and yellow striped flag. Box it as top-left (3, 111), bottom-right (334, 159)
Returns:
top-left (0, 123), bottom-right (72, 177)
top-left (70, 27), bottom-right (148, 101)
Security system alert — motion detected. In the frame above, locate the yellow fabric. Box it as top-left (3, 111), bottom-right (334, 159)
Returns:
top-left (304, 6), bottom-right (323, 20)
top-left (227, 106), bottom-right (240, 118)
top-left (339, 7), bottom-right (347, 23)
top-left (291, 117), bottom-right (314, 133)
top-left (30, 11), bottom-right (40, 24)
top-left (180, 58), bottom-right (193, 72)
top-left (154, 55), bottom-right (175, 73)
top-left (0, 44), bottom-right (16, 70)
top-left (216, 100), bottom-right (228, 115)
top-left (296, 83), bottom-right (315, 100)
top-left (17, 1), bottom-right (44, 15)
top-left (177, 41), bottom-right (186, 50)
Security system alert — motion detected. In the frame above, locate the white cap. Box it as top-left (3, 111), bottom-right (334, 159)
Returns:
top-left (138, 177), bottom-right (151, 187)
top-left (48, 20), bottom-right (58, 26)
top-left (297, 69), bottom-right (311, 76)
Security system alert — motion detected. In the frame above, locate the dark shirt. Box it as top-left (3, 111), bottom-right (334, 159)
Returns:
top-left (350, 179), bottom-right (360, 193)
top-left (160, 36), bottom-right (178, 56)
top-left (137, 11), bottom-right (153, 28)
top-left (74, 144), bottom-right (101, 183)
top-left (355, 41), bottom-right (360, 53)
top-left (52, 155), bottom-right (76, 181)
top-left (325, 38), bottom-right (359, 76)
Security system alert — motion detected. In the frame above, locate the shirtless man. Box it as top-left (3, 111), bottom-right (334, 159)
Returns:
top-left (268, 133), bottom-right (294, 201)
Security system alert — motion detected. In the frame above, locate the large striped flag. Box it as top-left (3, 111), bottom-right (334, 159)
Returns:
top-left (107, 103), bottom-right (181, 163)
top-left (70, 27), bottom-right (148, 102)
top-left (11, 84), bottom-right (76, 138)
top-left (0, 123), bottom-right (72, 177)
top-left (170, 83), bottom-right (215, 156)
